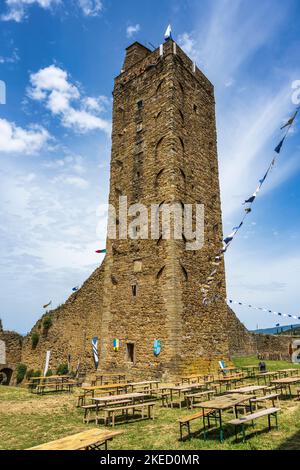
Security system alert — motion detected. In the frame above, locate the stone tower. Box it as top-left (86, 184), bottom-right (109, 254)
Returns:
top-left (99, 40), bottom-right (229, 380)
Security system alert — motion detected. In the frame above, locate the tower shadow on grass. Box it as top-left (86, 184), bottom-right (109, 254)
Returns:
top-left (276, 430), bottom-right (300, 450)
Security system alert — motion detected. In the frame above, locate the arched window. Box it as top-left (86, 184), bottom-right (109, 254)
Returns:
top-left (178, 137), bottom-right (185, 153)
top-left (155, 136), bottom-right (166, 161)
top-left (179, 168), bottom-right (186, 184)
top-left (178, 109), bottom-right (184, 124)
top-left (156, 79), bottom-right (165, 96)
top-left (156, 266), bottom-right (166, 280)
top-left (180, 263), bottom-right (188, 282)
top-left (155, 169), bottom-right (165, 187)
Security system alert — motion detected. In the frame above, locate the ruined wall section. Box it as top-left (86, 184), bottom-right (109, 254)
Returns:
top-left (21, 262), bottom-right (106, 373)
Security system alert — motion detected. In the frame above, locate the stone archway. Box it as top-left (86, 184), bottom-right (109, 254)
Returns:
top-left (0, 367), bottom-right (13, 385)
top-left (291, 340), bottom-right (300, 364)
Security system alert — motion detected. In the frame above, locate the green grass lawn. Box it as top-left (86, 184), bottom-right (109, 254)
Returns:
top-left (0, 357), bottom-right (300, 450)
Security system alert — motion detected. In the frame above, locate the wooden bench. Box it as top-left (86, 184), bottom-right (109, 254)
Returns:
top-left (185, 390), bottom-right (216, 409)
top-left (82, 404), bottom-right (98, 424)
top-left (82, 399), bottom-right (132, 424)
top-left (102, 401), bottom-right (156, 427)
top-left (228, 407), bottom-right (280, 442)
top-left (178, 409), bottom-right (214, 441)
top-left (249, 394), bottom-right (279, 412)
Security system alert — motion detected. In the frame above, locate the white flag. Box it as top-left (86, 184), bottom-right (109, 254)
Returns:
top-left (164, 24), bottom-right (172, 41)
top-left (43, 351), bottom-right (51, 376)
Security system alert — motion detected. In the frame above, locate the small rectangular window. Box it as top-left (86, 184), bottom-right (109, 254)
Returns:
top-left (126, 343), bottom-right (135, 363)
top-left (132, 284), bottom-right (138, 297)
top-left (137, 100), bottom-right (143, 110)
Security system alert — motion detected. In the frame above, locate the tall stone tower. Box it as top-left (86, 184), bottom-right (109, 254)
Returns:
top-left (99, 40), bottom-right (229, 380)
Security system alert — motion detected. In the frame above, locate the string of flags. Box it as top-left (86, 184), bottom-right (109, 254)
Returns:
top-left (228, 299), bottom-right (300, 322)
top-left (43, 301), bottom-right (52, 309)
top-left (202, 105), bottom-right (299, 304)
top-left (41, 249), bottom-right (106, 312)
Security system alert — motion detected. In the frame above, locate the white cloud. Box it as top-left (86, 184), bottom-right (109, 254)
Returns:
top-left (53, 174), bottom-right (90, 189)
top-left (78, 0), bottom-right (102, 17)
top-left (177, 2), bottom-right (300, 222)
top-left (0, 118), bottom-right (50, 154)
top-left (126, 24), bottom-right (140, 38)
top-left (1, 0), bottom-right (61, 22)
top-left (178, 32), bottom-right (197, 60)
top-left (1, 0), bottom-right (102, 21)
top-left (28, 64), bottom-right (111, 134)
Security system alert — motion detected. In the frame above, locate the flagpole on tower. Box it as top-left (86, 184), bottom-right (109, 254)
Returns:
top-left (164, 24), bottom-right (173, 41)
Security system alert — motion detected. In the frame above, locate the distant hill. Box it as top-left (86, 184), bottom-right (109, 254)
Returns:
top-left (251, 324), bottom-right (300, 335)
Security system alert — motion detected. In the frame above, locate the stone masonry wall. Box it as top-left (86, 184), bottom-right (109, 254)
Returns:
top-left (0, 330), bottom-right (22, 366)
top-left (21, 262), bottom-right (106, 374)
top-left (228, 307), bottom-right (293, 361)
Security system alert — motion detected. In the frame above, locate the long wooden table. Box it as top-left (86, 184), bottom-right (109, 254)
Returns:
top-left (241, 365), bottom-right (260, 376)
top-left (81, 383), bottom-right (129, 398)
top-left (271, 377), bottom-right (300, 397)
top-left (161, 384), bottom-right (208, 408)
top-left (127, 381), bottom-right (160, 392)
top-left (227, 385), bottom-right (267, 395)
top-left (199, 393), bottom-right (253, 442)
top-left (27, 375), bottom-right (74, 394)
top-left (180, 375), bottom-right (214, 385)
top-left (92, 392), bottom-right (149, 424)
top-left (278, 368), bottom-right (299, 378)
top-left (256, 371), bottom-right (279, 385)
top-left (94, 373), bottom-right (126, 385)
top-left (27, 429), bottom-right (123, 450)
top-left (216, 374), bottom-right (245, 392)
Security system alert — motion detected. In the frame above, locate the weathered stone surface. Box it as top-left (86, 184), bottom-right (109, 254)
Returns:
top-left (21, 262), bottom-right (106, 373)
top-left (227, 307), bottom-right (293, 361)
top-left (3, 41), bottom-right (295, 380)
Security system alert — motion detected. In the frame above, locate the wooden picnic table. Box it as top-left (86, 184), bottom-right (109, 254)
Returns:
top-left (27, 429), bottom-right (123, 451)
top-left (180, 375), bottom-right (214, 385)
top-left (241, 365), bottom-right (260, 376)
top-left (81, 383), bottom-right (129, 397)
top-left (161, 383), bottom-right (207, 408)
top-left (94, 373), bottom-right (126, 385)
top-left (271, 377), bottom-right (300, 397)
top-left (216, 374), bottom-right (245, 392)
top-left (256, 371), bottom-right (279, 385)
top-left (28, 375), bottom-right (70, 382)
top-left (93, 392), bottom-right (149, 425)
top-left (278, 368), bottom-right (299, 378)
top-left (127, 380), bottom-right (160, 392)
top-left (27, 375), bottom-right (74, 394)
top-left (226, 385), bottom-right (267, 395)
top-left (218, 367), bottom-right (240, 376)
top-left (198, 393), bottom-right (253, 442)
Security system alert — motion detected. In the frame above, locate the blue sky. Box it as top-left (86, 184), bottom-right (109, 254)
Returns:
top-left (0, 0), bottom-right (300, 334)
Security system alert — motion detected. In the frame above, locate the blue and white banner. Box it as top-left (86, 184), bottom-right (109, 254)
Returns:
top-left (43, 350), bottom-right (51, 377)
top-left (153, 340), bottom-right (161, 356)
top-left (92, 337), bottom-right (99, 369)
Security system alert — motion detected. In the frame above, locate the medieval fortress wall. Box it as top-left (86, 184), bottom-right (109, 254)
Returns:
top-left (0, 41), bottom-right (294, 383)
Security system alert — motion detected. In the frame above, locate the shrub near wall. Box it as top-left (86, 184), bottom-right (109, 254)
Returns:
top-left (43, 317), bottom-right (52, 333)
top-left (16, 364), bottom-right (27, 384)
top-left (57, 364), bottom-right (68, 376)
top-left (31, 332), bottom-right (39, 349)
